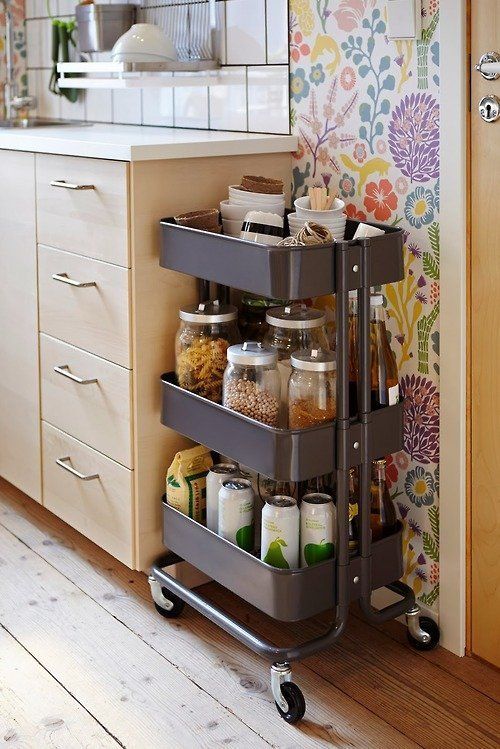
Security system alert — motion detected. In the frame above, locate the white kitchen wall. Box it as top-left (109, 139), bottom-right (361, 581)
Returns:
top-left (25, 0), bottom-right (290, 134)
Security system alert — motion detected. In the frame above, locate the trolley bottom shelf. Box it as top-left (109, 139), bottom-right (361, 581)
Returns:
top-left (160, 501), bottom-right (404, 622)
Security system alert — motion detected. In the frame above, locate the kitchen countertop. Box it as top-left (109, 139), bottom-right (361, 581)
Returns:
top-left (0, 123), bottom-right (298, 161)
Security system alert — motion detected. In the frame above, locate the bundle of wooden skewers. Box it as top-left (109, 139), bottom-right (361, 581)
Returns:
top-left (308, 186), bottom-right (338, 211)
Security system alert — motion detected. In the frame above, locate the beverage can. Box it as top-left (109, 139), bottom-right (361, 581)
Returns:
top-left (206, 463), bottom-right (239, 532)
top-left (218, 478), bottom-right (255, 551)
top-left (300, 493), bottom-right (336, 567)
top-left (261, 495), bottom-right (299, 569)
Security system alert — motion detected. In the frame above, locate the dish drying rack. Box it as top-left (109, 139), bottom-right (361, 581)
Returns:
top-left (148, 214), bottom-right (441, 724)
top-left (58, 0), bottom-right (222, 90)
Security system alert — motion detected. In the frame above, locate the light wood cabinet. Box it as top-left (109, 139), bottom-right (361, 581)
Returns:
top-left (36, 154), bottom-right (130, 266)
top-left (38, 245), bottom-right (132, 368)
top-left (0, 146), bottom-right (292, 570)
top-left (0, 151), bottom-right (41, 502)
top-left (42, 422), bottom-right (134, 567)
top-left (40, 334), bottom-right (133, 468)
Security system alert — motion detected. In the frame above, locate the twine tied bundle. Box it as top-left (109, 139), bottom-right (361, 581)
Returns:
top-left (278, 222), bottom-right (333, 247)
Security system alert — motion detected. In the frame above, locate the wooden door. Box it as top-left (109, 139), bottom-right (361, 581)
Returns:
top-left (470, 0), bottom-right (500, 667)
top-left (0, 151), bottom-right (41, 501)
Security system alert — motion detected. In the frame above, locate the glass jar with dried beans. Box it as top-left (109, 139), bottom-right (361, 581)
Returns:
top-left (175, 300), bottom-right (241, 403)
top-left (288, 348), bottom-right (336, 429)
top-left (223, 342), bottom-right (281, 427)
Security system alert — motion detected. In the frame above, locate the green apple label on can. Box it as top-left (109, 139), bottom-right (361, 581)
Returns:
top-left (300, 493), bottom-right (336, 568)
top-left (303, 538), bottom-right (335, 566)
top-left (236, 522), bottom-right (254, 552)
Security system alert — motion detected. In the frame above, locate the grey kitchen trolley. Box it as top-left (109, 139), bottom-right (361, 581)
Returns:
top-left (149, 216), bottom-right (440, 724)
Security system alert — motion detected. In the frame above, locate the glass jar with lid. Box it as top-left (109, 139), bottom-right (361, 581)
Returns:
top-left (223, 342), bottom-right (281, 427)
top-left (288, 348), bottom-right (336, 429)
top-left (175, 300), bottom-right (241, 403)
top-left (264, 303), bottom-right (330, 404)
top-left (238, 295), bottom-right (287, 343)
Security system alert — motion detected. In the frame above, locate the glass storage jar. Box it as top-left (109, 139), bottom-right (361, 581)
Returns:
top-left (175, 300), bottom-right (241, 403)
top-left (263, 304), bottom-right (330, 404)
top-left (238, 295), bottom-right (287, 343)
top-left (288, 348), bottom-right (336, 429)
top-left (223, 342), bottom-right (281, 427)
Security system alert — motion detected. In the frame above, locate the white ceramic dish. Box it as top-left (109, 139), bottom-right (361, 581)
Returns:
top-left (294, 195), bottom-right (346, 220)
top-left (112, 23), bottom-right (176, 62)
top-left (229, 185), bottom-right (285, 204)
top-left (220, 199), bottom-right (285, 220)
top-left (287, 212), bottom-right (346, 228)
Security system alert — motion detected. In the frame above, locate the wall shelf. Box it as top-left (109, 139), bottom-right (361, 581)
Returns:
top-left (57, 60), bottom-right (226, 90)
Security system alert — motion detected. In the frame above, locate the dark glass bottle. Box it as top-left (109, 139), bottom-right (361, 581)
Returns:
top-left (370, 459), bottom-right (398, 540)
top-left (348, 467), bottom-right (359, 556)
top-left (370, 295), bottom-right (399, 409)
top-left (348, 291), bottom-right (359, 417)
top-left (239, 295), bottom-right (287, 343)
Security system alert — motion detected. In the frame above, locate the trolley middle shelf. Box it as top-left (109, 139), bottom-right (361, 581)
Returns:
top-left (162, 500), bottom-right (404, 622)
top-left (161, 372), bottom-right (404, 481)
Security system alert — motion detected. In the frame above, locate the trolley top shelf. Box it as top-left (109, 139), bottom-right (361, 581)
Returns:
top-left (159, 217), bottom-right (404, 299)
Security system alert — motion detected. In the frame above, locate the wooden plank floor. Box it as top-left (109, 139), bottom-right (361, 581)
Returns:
top-left (0, 478), bottom-right (498, 749)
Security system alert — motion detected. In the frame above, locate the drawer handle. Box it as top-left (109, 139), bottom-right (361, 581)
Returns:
top-left (56, 456), bottom-right (99, 481)
top-left (50, 180), bottom-right (95, 191)
top-left (52, 272), bottom-right (96, 288)
top-left (54, 364), bottom-right (98, 385)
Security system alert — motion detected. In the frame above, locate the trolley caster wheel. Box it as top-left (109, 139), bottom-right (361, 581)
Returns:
top-left (148, 575), bottom-right (185, 618)
top-left (275, 682), bottom-right (306, 724)
top-left (406, 609), bottom-right (440, 651)
top-left (154, 588), bottom-right (185, 619)
top-left (271, 662), bottom-right (306, 724)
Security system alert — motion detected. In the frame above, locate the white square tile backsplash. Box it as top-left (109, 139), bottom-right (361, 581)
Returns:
top-left (248, 65), bottom-right (289, 134)
top-left (112, 89), bottom-right (142, 125)
top-left (226, 0), bottom-right (266, 66)
top-left (266, 0), bottom-right (289, 65)
top-left (26, 0), bottom-right (290, 134)
top-left (209, 67), bottom-right (247, 131)
top-left (142, 81), bottom-right (174, 126)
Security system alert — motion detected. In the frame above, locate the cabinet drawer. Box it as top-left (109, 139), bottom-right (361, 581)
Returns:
top-left (38, 245), bottom-right (131, 368)
top-left (36, 154), bottom-right (129, 267)
top-left (42, 422), bottom-right (134, 567)
top-left (40, 334), bottom-right (133, 468)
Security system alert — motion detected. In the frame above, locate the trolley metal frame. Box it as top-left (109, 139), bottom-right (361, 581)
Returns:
top-left (149, 217), bottom-right (435, 718)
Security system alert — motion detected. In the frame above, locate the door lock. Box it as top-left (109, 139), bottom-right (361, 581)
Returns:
top-left (479, 95), bottom-right (500, 123)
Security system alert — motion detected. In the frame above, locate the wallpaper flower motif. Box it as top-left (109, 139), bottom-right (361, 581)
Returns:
top-left (290, 0), bottom-right (440, 611)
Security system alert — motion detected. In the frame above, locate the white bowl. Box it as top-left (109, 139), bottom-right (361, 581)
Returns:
top-left (287, 212), bottom-right (346, 228)
top-left (222, 217), bottom-right (243, 236)
top-left (294, 195), bottom-right (346, 220)
top-left (229, 185), bottom-right (285, 204)
top-left (112, 23), bottom-right (176, 62)
top-left (220, 199), bottom-right (285, 219)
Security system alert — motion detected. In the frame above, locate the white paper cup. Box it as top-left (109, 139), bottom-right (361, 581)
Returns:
top-left (240, 211), bottom-right (284, 245)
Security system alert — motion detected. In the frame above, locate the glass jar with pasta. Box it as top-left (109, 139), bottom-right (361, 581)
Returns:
top-left (176, 300), bottom-right (241, 403)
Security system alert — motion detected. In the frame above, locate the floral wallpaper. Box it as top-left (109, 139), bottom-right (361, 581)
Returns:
top-left (290, 0), bottom-right (441, 611)
top-left (0, 0), bottom-right (27, 114)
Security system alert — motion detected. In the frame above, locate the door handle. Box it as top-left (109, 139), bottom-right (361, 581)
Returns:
top-left (50, 180), bottom-right (95, 190)
top-left (52, 272), bottom-right (96, 288)
top-left (476, 51), bottom-right (500, 80)
top-left (54, 364), bottom-right (98, 385)
top-left (56, 456), bottom-right (99, 481)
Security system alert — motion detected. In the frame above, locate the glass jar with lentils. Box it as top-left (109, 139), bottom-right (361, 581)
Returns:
top-left (223, 342), bottom-right (281, 427)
